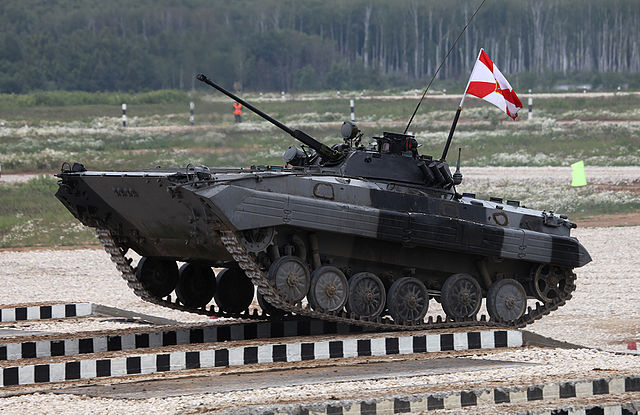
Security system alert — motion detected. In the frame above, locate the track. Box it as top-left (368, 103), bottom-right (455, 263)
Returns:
top-left (97, 227), bottom-right (577, 332)
top-left (0, 305), bottom-right (523, 388)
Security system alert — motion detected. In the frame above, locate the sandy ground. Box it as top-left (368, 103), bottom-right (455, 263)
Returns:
top-left (527, 226), bottom-right (640, 350)
top-left (0, 248), bottom-right (208, 324)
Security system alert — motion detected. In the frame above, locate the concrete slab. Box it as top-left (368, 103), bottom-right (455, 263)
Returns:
top-left (91, 304), bottom-right (180, 326)
top-left (54, 357), bottom-right (533, 399)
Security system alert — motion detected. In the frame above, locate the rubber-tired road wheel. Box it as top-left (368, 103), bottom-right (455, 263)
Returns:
top-left (214, 267), bottom-right (255, 313)
top-left (347, 272), bottom-right (386, 319)
top-left (268, 256), bottom-right (311, 303)
top-left (175, 263), bottom-right (216, 308)
top-left (486, 278), bottom-right (527, 322)
top-left (136, 257), bottom-right (179, 298)
top-left (440, 273), bottom-right (482, 320)
top-left (387, 277), bottom-right (429, 324)
top-left (308, 266), bottom-right (348, 312)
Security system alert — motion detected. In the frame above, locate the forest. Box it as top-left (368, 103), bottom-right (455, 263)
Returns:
top-left (0, 0), bottom-right (639, 93)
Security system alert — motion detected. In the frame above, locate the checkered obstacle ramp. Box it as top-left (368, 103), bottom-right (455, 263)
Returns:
top-left (0, 303), bottom-right (92, 322)
top-left (0, 329), bottom-right (522, 387)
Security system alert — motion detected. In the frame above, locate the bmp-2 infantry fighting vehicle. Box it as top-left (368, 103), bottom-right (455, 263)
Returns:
top-left (56, 74), bottom-right (591, 330)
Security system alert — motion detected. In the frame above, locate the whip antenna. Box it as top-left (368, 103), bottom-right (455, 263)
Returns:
top-left (403, 0), bottom-right (487, 134)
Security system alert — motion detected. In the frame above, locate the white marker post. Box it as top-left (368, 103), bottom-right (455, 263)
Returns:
top-left (528, 89), bottom-right (533, 121)
top-left (189, 102), bottom-right (195, 125)
top-left (122, 103), bottom-right (127, 127)
top-left (350, 99), bottom-right (355, 122)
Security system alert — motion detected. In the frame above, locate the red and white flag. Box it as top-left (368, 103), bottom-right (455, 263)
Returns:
top-left (465, 49), bottom-right (522, 120)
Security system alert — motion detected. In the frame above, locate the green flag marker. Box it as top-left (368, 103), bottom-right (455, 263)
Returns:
top-left (571, 160), bottom-right (587, 187)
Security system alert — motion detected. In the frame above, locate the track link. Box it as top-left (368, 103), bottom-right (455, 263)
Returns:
top-left (97, 227), bottom-right (576, 331)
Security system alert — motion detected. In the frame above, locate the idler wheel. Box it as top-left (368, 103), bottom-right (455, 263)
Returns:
top-left (440, 273), bottom-right (482, 320)
top-left (175, 263), bottom-right (216, 308)
top-left (308, 266), bottom-right (348, 312)
top-left (268, 256), bottom-right (311, 303)
top-left (136, 257), bottom-right (179, 298)
top-left (486, 278), bottom-right (527, 322)
top-left (531, 264), bottom-right (569, 302)
top-left (387, 277), bottom-right (429, 324)
top-left (214, 266), bottom-right (255, 313)
top-left (347, 272), bottom-right (386, 319)
top-left (257, 292), bottom-right (286, 318)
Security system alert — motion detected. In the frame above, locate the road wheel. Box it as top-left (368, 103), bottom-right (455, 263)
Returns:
top-left (268, 255), bottom-right (311, 303)
top-left (308, 266), bottom-right (348, 312)
top-left (136, 257), bottom-right (178, 298)
top-left (387, 277), bottom-right (429, 324)
top-left (486, 278), bottom-right (527, 323)
top-left (175, 263), bottom-right (216, 308)
top-left (214, 266), bottom-right (255, 313)
top-left (441, 273), bottom-right (482, 320)
top-left (347, 272), bottom-right (386, 319)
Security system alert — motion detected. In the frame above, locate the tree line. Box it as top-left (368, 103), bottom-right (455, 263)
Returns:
top-left (0, 0), bottom-right (639, 93)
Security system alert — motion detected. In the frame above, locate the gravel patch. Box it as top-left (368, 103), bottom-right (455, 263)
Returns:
top-left (2, 347), bottom-right (640, 414)
top-left (527, 226), bottom-right (640, 351)
top-left (0, 317), bottom-right (156, 337)
top-left (0, 248), bottom-right (209, 325)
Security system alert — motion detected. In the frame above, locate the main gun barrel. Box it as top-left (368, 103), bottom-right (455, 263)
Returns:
top-left (196, 74), bottom-right (341, 161)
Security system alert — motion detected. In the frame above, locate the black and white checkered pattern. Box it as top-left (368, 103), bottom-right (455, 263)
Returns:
top-left (0, 303), bottom-right (92, 323)
top-left (527, 402), bottom-right (639, 415)
top-left (252, 375), bottom-right (640, 414)
top-left (0, 319), bottom-right (367, 361)
top-left (0, 329), bottom-right (521, 387)
top-left (0, 320), bottom-right (522, 362)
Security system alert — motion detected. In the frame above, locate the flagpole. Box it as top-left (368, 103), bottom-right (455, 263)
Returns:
top-left (440, 48), bottom-right (484, 161)
top-left (440, 106), bottom-right (462, 161)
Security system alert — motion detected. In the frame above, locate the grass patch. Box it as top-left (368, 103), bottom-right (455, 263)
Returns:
top-left (2, 116), bottom-right (639, 173)
top-left (0, 176), bottom-right (97, 248)
top-left (0, 90), bottom-right (190, 109)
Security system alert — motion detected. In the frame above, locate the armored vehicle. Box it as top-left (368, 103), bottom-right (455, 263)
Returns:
top-left (56, 75), bottom-right (591, 330)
